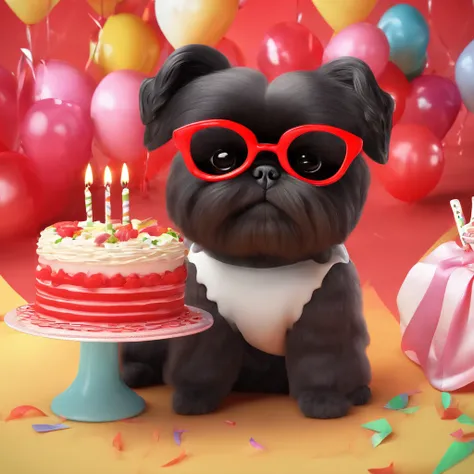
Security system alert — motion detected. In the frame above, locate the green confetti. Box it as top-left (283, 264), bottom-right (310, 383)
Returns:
top-left (457, 414), bottom-right (474, 426)
top-left (399, 406), bottom-right (420, 414)
top-left (54, 238), bottom-right (62, 244)
top-left (433, 441), bottom-right (474, 474)
top-left (385, 394), bottom-right (409, 410)
top-left (361, 418), bottom-right (393, 448)
top-left (441, 392), bottom-right (452, 410)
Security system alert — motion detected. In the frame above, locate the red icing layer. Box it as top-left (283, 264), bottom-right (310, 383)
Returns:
top-left (35, 280), bottom-right (183, 302)
top-left (35, 281), bottom-right (185, 323)
top-left (36, 264), bottom-right (187, 289)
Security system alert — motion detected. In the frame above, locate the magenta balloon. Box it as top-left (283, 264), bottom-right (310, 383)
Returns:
top-left (34, 60), bottom-right (95, 113)
top-left (20, 99), bottom-right (93, 189)
top-left (91, 70), bottom-right (147, 163)
top-left (323, 23), bottom-right (390, 78)
top-left (400, 75), bottom-right (462, 140)
top-left (0, 66), bottom-right (18, 150)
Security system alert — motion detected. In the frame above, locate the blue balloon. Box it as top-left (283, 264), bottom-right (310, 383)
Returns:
top-left (406, 55), bottom-right (426, 81)
top-left (455, 40), bottom-right (474, 113)
top-left (378, 4), bottom-right (430, 77)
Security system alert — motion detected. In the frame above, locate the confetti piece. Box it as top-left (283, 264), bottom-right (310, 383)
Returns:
top-left (399, 406), bottom-right (420, 414)
top-left (5, 405), bottom-right (47, 421)
top-left (32, 423), bottom-right (70, 433)
top-left (224, 420), bottom-right (236, 426)
top-left (457, 414), bottom-right (474, 425)
top-left (161, 450), bottom-right (187, 467)
top-left (361, 418), bottom-right (393, 448)
top-left (451, 429), bottom-right (474, 442)
top-left (173, 430), bottom-right (186, 446)
top-left (441, 392), bottom-right (452, 410)
top-left (113, 433), bottom-right (124, 451)
top-left (438, 406), bottom-right (463, 420)
top-left (57, 416), bottom-right (67, 423)
top-left (433, 441), bottom-right (474, 474)
top-left (249, 437), bottom-right (265, 450)
top-left (368, 462), bottom-right (395, 473)
top-left (385, 394), bottom-right (409, 410)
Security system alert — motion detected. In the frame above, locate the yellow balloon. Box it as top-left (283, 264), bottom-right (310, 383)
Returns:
top-left (311, 0), bottom-right (377, 32)
top-left (97, 14), bottom-right (160, 75)
top-left (4, 0), bottom-right (61, 25)
top-left (155, 0), bottom-right (239, 49)
top-left (87, 0), bottom-right (123, 18)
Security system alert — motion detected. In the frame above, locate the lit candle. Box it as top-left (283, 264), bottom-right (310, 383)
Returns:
top-left (84, 163), bottom-right (93, 226)
top-left (121, 164), bottom-right (130, 225)
top-left (104, 166), bottom-right (113, 232)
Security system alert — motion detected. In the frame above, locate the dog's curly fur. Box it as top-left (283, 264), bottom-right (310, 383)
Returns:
top-left (122, 45), bottom-right (393, 419)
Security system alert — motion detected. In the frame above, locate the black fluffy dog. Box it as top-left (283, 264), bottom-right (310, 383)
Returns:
top-left (122, 44), bottom-right (393, 419)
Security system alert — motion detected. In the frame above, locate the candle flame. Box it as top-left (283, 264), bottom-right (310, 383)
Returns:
top-left (85, 163), bottom-right (93, 186)
top-left (104, 166), bottom-right (112, 186)
top-left (121, 163), bottom-right (129, 186)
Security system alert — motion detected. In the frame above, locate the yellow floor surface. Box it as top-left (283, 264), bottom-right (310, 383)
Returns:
top-left (1, 276), bottom-right (473, 474)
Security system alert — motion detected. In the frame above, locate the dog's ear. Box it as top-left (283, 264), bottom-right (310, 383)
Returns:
top-left (318, 57), bottom-right (394, 164)
top-left (140, 45), bottom-right (231, 150)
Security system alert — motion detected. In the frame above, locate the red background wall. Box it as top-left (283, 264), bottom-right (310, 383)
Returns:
top-left (1, 0), bottom-right (474, 313)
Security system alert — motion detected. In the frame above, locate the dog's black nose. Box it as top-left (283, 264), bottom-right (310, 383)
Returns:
top-left (252, 164), bottom-right (280, 189)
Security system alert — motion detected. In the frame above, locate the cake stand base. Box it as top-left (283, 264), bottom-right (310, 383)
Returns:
top-left (51, 342), bottom-right (145, 422)
top-left (5, 305), bottom-right (213, 423)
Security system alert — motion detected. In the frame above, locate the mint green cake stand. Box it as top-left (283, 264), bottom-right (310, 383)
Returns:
top-left (4, 305), bottom-right (213, 423)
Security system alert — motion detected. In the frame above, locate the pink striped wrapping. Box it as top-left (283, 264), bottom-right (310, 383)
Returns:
top-left (397, 241), bottom-right (474, 392)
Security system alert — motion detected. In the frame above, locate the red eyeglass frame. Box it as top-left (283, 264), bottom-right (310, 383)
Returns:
top-left (172, 119), bottom-right (364, 186)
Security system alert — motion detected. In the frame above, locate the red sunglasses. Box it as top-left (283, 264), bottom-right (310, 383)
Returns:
top-left (172, 119), bottom-right (363, 186)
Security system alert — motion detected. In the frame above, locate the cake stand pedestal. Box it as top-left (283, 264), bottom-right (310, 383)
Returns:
top-left (4, 305), bottom-right (213, 423)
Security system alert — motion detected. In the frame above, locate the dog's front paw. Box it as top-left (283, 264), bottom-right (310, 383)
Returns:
top-left (348, 385), bottom-right (372, 406)
top-left (297, 389), bottom-right (350, 419)
top-left (172, 387), bottom-right (222, 416)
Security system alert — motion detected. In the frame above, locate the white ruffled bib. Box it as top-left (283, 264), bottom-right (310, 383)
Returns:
top-left (187, 245), bottom-right (349, 355)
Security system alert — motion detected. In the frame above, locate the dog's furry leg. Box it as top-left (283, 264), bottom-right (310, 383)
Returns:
top-left (286, 262), bottom-right (371, 419)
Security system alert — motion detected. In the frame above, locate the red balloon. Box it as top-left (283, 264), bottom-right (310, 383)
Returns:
top-left (21, 99), bottom-right (93, 188)
top-left (376, 124), bottom-right (444, 203)
top-left (400, 75), bottom-right (462, 140)
top-left (0, 66), bottom-right (18, 151)
top-left (377, 62), bottom-right (411, 125)
top-left (216, 37), bottom-right (245, 67)
top-left (21, 99), bottom-right (93, 222)
top-left (257, 22), bottom-right (323, 81)
top-left (0, 152), bottom-right (42, 240)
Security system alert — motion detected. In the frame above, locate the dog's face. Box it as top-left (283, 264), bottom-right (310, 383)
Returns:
top-left (140, 46), bottom-right (393, 263)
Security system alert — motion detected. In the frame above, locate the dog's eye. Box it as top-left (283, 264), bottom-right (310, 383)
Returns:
top-left (294, 154), bottom-right (322, 175)
top-left (210, 150), bottom-right (237, 173)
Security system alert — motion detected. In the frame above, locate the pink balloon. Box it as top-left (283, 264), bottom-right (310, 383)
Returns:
top-left (35, 60), bottom-right (95, 113)
top-left (323, 22), bottom-right (390, 78)
top-left (0, 66), bottom-right (18, 150)
top-left (400, 75), bottom-right (462, 140)
top-left (91, 70), bottom-right (147, 163)
top-left (21, 99), bottom-right (93, 189)
top-left (216, 37), bottom-right (245, 67)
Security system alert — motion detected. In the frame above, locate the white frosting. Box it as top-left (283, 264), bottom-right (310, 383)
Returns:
top-left (37, 220), bottom-right (185, 272)
top-left (188, 245), bottom-right (350, 356)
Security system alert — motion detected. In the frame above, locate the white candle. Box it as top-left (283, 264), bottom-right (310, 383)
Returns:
top-left (121, 164), bottom-right (130, 225)
top-left (104, 166), bottom-right (112, 232)
top-left (84, 164), bottom-right (94, 226)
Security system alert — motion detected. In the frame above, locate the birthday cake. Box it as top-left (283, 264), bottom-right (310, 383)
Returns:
top-left (34, 219), bottom-right (187, 323)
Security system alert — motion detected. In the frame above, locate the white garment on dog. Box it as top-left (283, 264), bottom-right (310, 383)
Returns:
top-left (187, 245), bottom-right (350, 356)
